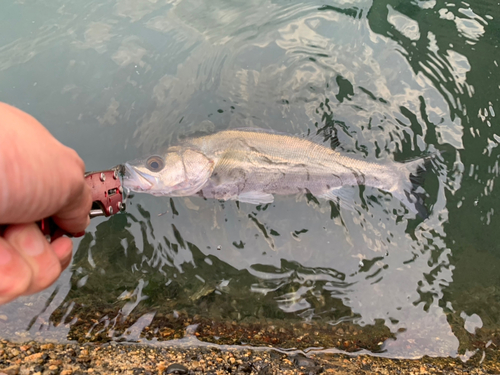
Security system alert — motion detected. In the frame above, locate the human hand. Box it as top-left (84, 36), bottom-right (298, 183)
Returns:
top-left (0, 102), bottom-right (92, 305)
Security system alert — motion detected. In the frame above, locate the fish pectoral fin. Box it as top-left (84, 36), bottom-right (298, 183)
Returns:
top-left (235, 191), bottom-right (274, 205)
top-left (319, 186), bottom-right (358, 211)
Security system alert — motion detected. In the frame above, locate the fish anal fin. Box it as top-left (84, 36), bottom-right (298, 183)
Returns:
top-left (235, 191), bottom-right (274, 205)
top-left (319, 186), bottom-right (357, 211)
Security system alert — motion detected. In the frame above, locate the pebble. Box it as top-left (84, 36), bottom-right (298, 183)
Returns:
top-left (165, 363), bottom-right (188, 374)
top-left (0, 339), bottom-right (498, 375)
top-left (24, 353), bottom-right (43, 363)
top-left (0, 365), bottom-right (19, 375)
top-left (292, 355), bottom-right (316, 368)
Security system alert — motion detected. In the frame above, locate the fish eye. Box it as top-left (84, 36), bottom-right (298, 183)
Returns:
top-left (146, 156), bottom-right (164, 172)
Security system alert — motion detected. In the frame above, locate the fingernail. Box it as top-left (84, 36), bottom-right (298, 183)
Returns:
top-left (0, 246), bottom-right (12, 265)
top-left (19, 225), bottom-right (46, 256)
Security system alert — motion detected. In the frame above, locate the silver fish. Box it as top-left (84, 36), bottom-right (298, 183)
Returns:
top-left (123, 129), bottom-right (428, 216)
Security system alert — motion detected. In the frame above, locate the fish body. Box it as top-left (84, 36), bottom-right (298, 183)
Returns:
top-left (123, 129), bottom-right (426, 215)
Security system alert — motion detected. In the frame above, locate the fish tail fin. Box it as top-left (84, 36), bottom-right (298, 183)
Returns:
top-left (393, 156), bottom-right (433, 219)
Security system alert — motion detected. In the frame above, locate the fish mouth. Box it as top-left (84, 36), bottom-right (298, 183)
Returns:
top-left (122, 163), bottom-right (154, 192)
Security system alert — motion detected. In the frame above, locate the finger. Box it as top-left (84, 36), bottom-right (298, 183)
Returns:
top-left (52, 178), bottom-right (92, 234)
top-left (51, 236), bottom-right (74, 270)
top-left (0, 237), bottom-right (32, 305)
top-left (3, 223), bottom-right (62, 296)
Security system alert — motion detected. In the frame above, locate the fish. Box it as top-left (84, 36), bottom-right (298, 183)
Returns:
top-left (122, 128), bottom-right (429, 217)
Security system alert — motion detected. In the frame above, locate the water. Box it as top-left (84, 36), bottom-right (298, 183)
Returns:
top-left (0, 0), bottom-right (498, 360)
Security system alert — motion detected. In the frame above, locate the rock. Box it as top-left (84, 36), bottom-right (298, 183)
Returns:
top-left (257, 365), bottom-right (273, 375)
top-left (292, 355), bottom-right (316, 368)
top-left (307, 367), bottom-right (324, 375)
top-left (237, 363), bottom-right (252, 373)
top-left (0, 365), bottom-right (20, 375)
top-left (24, 353), bottom-right (44, 363)
top-left (165, 363), bottom-right (188, 374)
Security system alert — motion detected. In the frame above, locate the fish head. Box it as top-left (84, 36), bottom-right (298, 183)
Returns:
top-left (122, 148), bottom-right (214, 196)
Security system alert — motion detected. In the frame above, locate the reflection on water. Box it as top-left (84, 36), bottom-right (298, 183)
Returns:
top-left (1, 0), bottom-right (499, 360)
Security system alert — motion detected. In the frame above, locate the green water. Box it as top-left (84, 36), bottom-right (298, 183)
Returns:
top-left (0, 0), bottom-right (499, 360)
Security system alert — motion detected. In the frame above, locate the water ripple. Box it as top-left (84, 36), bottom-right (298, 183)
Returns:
top-left (0, 0), bottom-right (499, 360)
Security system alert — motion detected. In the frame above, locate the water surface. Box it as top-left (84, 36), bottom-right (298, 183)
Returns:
top-left (0, 0), bottom-right (499, 360)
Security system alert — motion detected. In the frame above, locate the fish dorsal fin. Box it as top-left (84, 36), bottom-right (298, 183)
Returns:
top-left (306, 128), bottom-right (341, 149)
top-left (232, 127), bottom-right (341, 149)
top-left (231, 127), bottom-right (293, 136)
top-left (308, 134), bottom-right (340, 149)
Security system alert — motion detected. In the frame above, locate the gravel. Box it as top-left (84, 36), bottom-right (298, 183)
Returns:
top-left (1, 339), bottom-right (499, 375)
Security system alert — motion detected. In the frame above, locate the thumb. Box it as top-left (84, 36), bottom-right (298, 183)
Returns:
top-left (52, 179), bottom-right (93, 234)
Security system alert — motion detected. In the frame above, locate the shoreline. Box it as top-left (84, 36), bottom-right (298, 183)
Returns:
top-left (1, 339), bottom-right (499, 375)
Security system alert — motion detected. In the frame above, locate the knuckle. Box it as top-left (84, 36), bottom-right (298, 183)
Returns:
top-left (58, 145), bottom-right (85, 177)
top-left (66, 147), bottom-right (85, 173)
